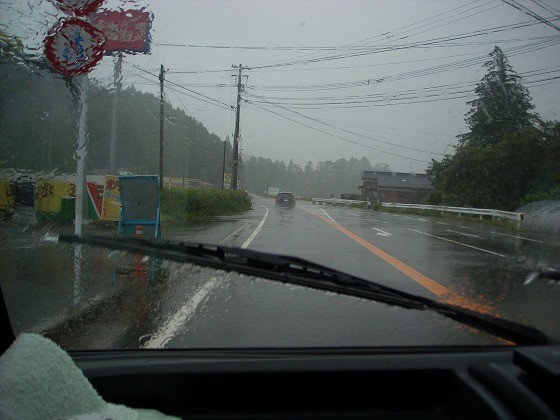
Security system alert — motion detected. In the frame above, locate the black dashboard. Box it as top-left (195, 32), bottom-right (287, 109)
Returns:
top-left (73, 345), bottom-right (560, 419)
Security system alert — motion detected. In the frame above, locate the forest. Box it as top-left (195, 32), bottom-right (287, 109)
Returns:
top-left (0, 61), bottom-right (387, 199)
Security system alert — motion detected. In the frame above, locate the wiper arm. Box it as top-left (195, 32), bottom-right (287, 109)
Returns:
top-left (524, 268), bottom-right (560, 285)
top-left (59, 234), bottom-right (555, 346)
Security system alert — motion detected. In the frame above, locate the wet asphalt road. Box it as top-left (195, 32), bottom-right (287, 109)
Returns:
top-left (164, 195), bottom-right (560, 347)
top-left (2, 195), bottom-right (560, 349)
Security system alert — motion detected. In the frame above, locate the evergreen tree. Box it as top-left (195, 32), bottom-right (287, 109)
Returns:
top-left (459, 46), bottom-right (539, 147)
top-left (427, 46), bottom-right (545, 210)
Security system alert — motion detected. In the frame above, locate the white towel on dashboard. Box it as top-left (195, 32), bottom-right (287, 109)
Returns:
top-left (0, 333), bottom-right (179, 420)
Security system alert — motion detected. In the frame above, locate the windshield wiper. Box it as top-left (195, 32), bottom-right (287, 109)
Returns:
top-left (524, 268), bottom-right (560, 285)
top-left (59, 234), bottom-right (556, 346)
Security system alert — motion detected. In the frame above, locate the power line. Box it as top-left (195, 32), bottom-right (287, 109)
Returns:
top-left (250, 0), bottom-right (495, 69)
top-left (501, 0), bottom-right (560, 31)
top-left (528, 0), bottom-right (560, 16)
top-left (534, 0), bottom-right (560, 16)
top-left (244, 36), bottom-right (556, 73)
top-left (248, 16), bottom-right (560, 70)
top-left (166, 78), bottom-right (234, 111)
top-left (262, 101), bottom-right (447, 156)
top-left (247, 99), bottom-right (448, 157)
top-left (326, 120), bottom-right (455, 137)
top-left (122, 60), bottom-right (234, 111)
top-left (244, 38), bottom-right (560, 93)
top-left (167, 85), bottom-right (192, 116)
top-left (165, 68), bottom-right (234, 74)
top-left (249, 104), bottom-right (432, 164)
top-left (243, 66), bottom-right (560, 107)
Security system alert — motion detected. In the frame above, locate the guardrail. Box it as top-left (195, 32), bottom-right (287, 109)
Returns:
top-left (380, 202), bottom-right (523, 222)
top-left (312, 198), bottom-right (364, 207)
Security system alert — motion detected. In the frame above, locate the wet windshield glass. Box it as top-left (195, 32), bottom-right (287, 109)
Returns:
top-left (1, 0), bottom-right (559, 349)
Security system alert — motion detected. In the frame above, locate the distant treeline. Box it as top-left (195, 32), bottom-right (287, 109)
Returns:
top-left (0, 62), bottom-right (230, 187)
top-left (242, 157), bottom-right (390, 199)
top-left (0, 62), bottom-right (389, 199)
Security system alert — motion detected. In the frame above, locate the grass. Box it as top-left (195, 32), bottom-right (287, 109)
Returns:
top-left (160, 188), bottom-right (252, 222)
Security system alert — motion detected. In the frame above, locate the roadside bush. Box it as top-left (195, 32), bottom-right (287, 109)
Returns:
top-left (161, 188), bottom-right (252, 221)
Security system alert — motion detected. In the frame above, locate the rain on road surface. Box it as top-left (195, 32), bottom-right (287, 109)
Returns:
top-left (1, 195), bottom-right (559, 348)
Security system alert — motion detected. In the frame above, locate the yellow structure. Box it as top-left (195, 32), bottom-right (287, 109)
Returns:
top-left (0, 180), bottom-right (14, 210)
top-left (101, 175), bottom-right (121, 221)
top-left (35, 180), bottom-right (75, 214)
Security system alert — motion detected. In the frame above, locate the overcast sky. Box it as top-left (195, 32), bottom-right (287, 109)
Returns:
top-left (3, 0), bottom-right (560, 172)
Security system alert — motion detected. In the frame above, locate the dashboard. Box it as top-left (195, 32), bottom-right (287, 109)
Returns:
top-left (73, 345), bottom-right (560, 419)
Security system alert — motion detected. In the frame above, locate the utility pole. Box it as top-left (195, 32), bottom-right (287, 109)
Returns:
top-left (231, 64), bottom-right (249, 190)
top-left (222, 140), bottom-right (226, 189)
top-left (240, 158), bottom-right (245, 191)
top-left (109, 52), bottom-right (122, 175)
top-left (159, 64), bottom-right (165, 191)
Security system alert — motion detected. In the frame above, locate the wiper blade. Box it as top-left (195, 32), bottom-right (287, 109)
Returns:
top-left (59, 234), bottom-right (555, 346)
top-left (524, 268), bottom-right (560, 285)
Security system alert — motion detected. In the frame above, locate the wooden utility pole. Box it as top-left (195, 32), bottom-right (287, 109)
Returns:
top-left (222, 140), bottom-right (227, 189)
top-left (109, 52), bottom-right (122, 175)
top-left (159, 64), bottom-right (165, 191)
top-left (231, 64), bottom-right (249, 190)
top-left (231, 64), bottom-right (242, 190)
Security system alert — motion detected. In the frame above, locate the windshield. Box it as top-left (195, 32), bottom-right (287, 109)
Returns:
top-left (1, 0), bottom-right (559, 350)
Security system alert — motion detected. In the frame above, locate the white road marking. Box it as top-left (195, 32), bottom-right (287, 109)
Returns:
top-left (347, 212), bottom-right (359, 216)
top-left (460, 226), bottom-right (470, 230)
top-left (417, 218), bottom-right (428, 222)
top-left (241, 205), bottom-right (269, 249)
top-left (144, 277), bottom-right (218, 348)
top-left (446, 229), bottom-right (482, 239)
top-left (372, 227), bottom-right (392, 237)
top-left (490, 231), bottom-right (545, 244)
top-left (410, 229), bottom-right (506, 257)
top-left (435, 222), bottom-right (449, 225)
top-left (371, 218), bottom-right (388, 224)
top-left (321, 209), bottom-right (336, 223)
top-left (220, 221), bottom-right (249, 245)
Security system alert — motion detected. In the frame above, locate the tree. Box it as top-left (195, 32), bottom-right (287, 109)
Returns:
top-left (459, 46), bottom-right (539, 147)
top-left (373, 162), bottom-right (392, 172)
top-left (428, 46), bottom-right (543, 210)
top-left (520, 121), bottom-right (560, 204)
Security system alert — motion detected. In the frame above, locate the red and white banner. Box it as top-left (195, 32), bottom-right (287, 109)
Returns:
top-left (92, 9), bottom-right (152, 54)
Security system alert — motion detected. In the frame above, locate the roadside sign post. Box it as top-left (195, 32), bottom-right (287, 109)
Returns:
top-left (91, 9), bottom-right (152, 176)
top-left (44, 16), bottom-right (106, 235)
top-left (44, 0), bottom-right (106, 304)
top-left (44, 1), bottom-right (152, 301)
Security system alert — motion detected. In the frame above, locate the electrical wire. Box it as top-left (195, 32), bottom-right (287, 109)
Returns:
top-left (248, 16), bottom-right (560, 70)
top-left (245, 98), bottom-right (450, 156)
top-left (248, 104), bottom-right (432, 164)
top-left (501, 0), bottom-right (560, 31)
top-left (243, 66), bottom-right (560, 108)
top-left (122, 60), bottom-right (234, 111)
top-left (250, 0), bottom-right (495, 69)
top-left (244, 38), bottom-right (560, 93)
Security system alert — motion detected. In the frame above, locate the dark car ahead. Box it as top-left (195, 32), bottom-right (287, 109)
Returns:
top-left (275, 192), bottom-right (295, 208)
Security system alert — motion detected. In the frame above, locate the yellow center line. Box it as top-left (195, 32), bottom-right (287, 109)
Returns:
top-left (305, 209), bottom-right (495, 315)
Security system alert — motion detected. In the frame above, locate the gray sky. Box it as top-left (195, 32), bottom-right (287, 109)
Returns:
top-left (3, 0), bottom-right (560, 171)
